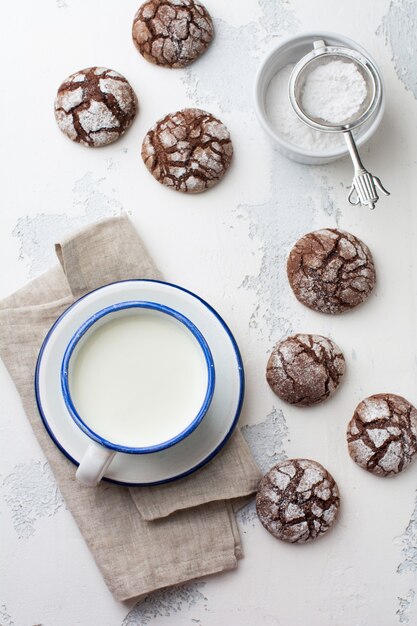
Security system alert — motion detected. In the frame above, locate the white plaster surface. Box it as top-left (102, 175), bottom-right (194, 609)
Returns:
top-left (1, 0), bottom-right (416, 624)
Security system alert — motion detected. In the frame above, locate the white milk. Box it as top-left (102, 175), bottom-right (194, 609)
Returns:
top-left (69, 311), bottom-right (209, 447)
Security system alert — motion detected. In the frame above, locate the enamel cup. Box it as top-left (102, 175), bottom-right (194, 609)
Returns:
top-left (61, 301), bottom-right (215, 486)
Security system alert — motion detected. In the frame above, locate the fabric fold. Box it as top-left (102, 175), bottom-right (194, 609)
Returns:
top-left (55, 213), bottom-right (162, 299)
top-left (0, 214), bottom-right (260, 601)
top-left (131, 429), bottom-right (260, 520)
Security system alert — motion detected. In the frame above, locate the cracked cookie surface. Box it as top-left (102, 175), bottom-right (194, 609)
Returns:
top-left (266, 334), bottom-right (345, 406)
top-left (54, 67), bottom-right (137, 147)
top-left (132, 0), bottom-right (213, 68)
top-left (141, 108), bottom-right (233, 193)
top-left (347, 394), bottom-right (417, 476)
top-left (287, 229), bottom-right (376, 314)
top-left (256, 459), bottom-right (340, 543)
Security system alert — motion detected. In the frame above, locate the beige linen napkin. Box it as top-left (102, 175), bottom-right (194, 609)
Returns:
top-left (0, 214), bottom-right (260, 601)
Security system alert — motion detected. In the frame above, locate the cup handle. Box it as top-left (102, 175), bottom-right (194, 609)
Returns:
top-left (76, 442), bottom-right (116, 487)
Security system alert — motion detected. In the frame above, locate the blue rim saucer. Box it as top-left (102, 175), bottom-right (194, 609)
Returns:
top-left (35, 279), bottom-right (244, 486)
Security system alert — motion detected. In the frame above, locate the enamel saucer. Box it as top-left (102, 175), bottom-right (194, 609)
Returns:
top-left (35, 280), bottom-right (244, 486)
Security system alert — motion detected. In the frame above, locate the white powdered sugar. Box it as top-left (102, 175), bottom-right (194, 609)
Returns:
top-left (71, 73), bottom-right (86, 83)
top-left (170, 167), bottom-right (187, 178)
top-left (285, 503), bottom-right (303, 521)
top-left (360, 397), bottom-right (390, 423)
top-left (367, 428), bottom-right (391, 448)
top-left (142, 4), bottom-right (155, 19)
top-left (54, 110), bottom-right (77, 140)
top-left (55, 86), bottom-right (83, 113)
top-left (270, 468), bottom-right (291, 490)
top-left (99, 78), bottom-right (134, 113)
top-left (338, 237), bottom-right (358, 259)
top-left (314, 484), bottom-right (331, 501)
top-left (185, 176), bottom-right (199, 190)
top-left (205, 120), bottom-right (229, 140)
top-left (160, 129), bottom-right (177, 148)
top-left (311, 503), bottom-right (323, 517)
top-left (78, 100), bottom-right (120, 134)
top-left (296, 466), bottom-right (323, 492)
top-left (301, 59), bottom-right (368, 125)
top-left (349, 439), bottom-right (374, 463)
top-left (91, 130), bottom-right (120, 147)
top-left (265, 64), bottom-right (345, 151)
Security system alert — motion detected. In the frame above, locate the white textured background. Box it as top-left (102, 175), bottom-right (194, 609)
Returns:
top-left (1, 1), bottom-right (417, 625)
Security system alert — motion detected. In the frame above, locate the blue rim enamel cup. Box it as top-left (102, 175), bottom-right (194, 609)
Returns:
top-left (61, 300), bottom-right (215, 459)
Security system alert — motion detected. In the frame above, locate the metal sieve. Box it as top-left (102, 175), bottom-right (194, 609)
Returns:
top-left (289, 39), bottom-right (389, 209)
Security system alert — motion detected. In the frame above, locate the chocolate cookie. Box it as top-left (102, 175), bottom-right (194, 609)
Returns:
top-left (347, 394), bottom-right (417, 476)
top-left (287, 229), bottom-right (376, 314)
top-left (132, 0), bottom-right (213, 68)
top-left (256, 459), bottom-right (340, 543)
top-left (54, 67), bottom-right (137, 147)
top-left (141, 108), bottom-right (233, 193)
top-left (266, 334), bottom-right (345, 406)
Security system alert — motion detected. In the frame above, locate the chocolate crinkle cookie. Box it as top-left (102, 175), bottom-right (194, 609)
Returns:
top-left (256, 459), bottom-right (340, 544)
top-left (287, 229), bottom-right (376, 314)
top-left (142, 108), bottom-right (233, 193)
top-left (54, 67), bottom-right (137, 147)
top-left (347, 394), bottom-right (417, 476)
top-left (132, 0), bottom-right (213, 68)
top-left (266, 334), bottom-right (345, 406)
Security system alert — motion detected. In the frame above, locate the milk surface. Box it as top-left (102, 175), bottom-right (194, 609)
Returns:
top-left (69, 311), bottom-right (209, 447)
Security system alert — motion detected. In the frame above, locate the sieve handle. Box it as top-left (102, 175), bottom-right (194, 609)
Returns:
top-left (344, 131), bottom-right (389, 209)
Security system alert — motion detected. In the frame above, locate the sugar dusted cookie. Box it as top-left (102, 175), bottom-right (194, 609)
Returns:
top-left (266, 334), bottom-right (345, 406)
top-left (54, 67), bottom-right (137, 147)
top-left (256, 459), bottom-right (340, 543)
top-left (347, 394), bottom-right (417, 476)
top-left (287, 229), bottom-right (376, 314)
top-left (132, 0), bottom-right (213, 68)
top-left (141, 108), bottom-right (233, 193)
